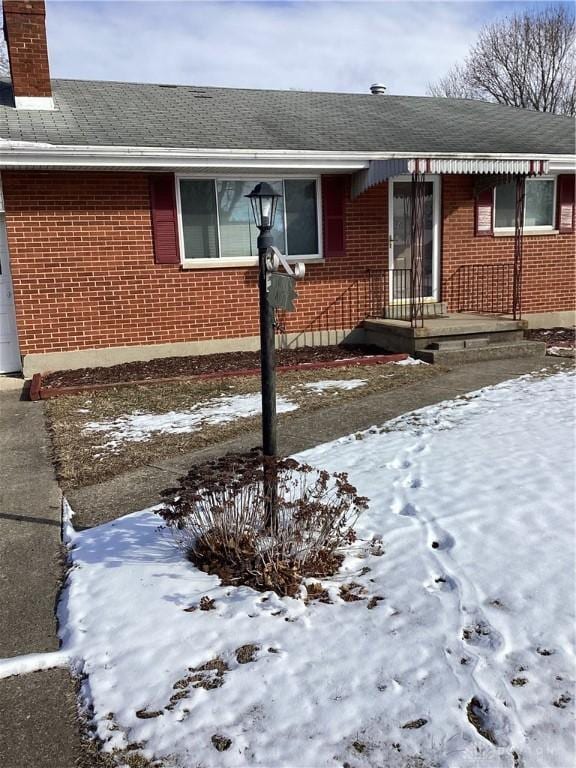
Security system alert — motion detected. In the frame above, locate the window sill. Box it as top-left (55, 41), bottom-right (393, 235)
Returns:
top-left (181, 257), bottom-right (325, 270)
top-left (494, 229), bottom-right (559, 238)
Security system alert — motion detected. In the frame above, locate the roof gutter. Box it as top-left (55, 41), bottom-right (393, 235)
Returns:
top-left (0, 142), bottom-right (573, 171)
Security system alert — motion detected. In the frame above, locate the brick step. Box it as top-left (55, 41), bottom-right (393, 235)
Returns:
top-left (416, 341), bottom-right (547, 365)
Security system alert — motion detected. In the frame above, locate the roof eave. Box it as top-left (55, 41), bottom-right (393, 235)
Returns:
top-left (0, 143), bottom-right (573, 171)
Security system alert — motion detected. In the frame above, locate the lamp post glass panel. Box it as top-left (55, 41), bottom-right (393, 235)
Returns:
top-left (246, 182), bottom-right (282, 523)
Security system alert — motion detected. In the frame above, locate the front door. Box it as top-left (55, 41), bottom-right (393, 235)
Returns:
top-left (0, 214), bottom-right (21, 373)
top-left (389, 177), bottom-right (439, 301)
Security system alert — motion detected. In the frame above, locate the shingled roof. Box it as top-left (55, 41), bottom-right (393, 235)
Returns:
top-left (0, 78), bottom-right (574, 155)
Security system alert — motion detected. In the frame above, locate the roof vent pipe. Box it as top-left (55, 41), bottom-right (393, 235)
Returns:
top-left (370, 83), bottom-right (386, 95)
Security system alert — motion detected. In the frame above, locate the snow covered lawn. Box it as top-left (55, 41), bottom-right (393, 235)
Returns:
top-left (84, 393), bottom-right (298, 452)
top-left (59, 370), bottom-right (575, 768)
top-left (47, 360), bottom-right (440, 489)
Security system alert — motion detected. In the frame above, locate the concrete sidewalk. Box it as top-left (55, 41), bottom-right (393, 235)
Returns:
top-left (0, 388), bottom-right (84, 768)
top-left (67, 356), bottom-right (573, 530)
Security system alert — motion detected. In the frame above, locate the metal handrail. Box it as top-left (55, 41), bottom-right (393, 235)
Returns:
top-left (450, 263), bottom-right (515, 316)
top-left (366, 268), bottom-right (421, 325)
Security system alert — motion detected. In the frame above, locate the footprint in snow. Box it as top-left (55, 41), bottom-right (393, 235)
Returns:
top-left (403, 475), bottom-right (423, 489)
top-left (409, 442), bottom-right (429, 454)
top-left (466, 695), bottom-right (511, 748)
top-left (387, 457), bottom-right (412, 470)
top-left (425, 574), bottom-right (457, 593)
top-left (429, 531), bottom-right (455, 551)
top-left (462, 617), bottom-right (503, 652)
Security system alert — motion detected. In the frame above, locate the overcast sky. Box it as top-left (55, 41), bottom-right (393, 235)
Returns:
top-left (45, 1), bottom-right (569, 95)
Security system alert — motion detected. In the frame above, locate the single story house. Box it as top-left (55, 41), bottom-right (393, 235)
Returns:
top-left (0, 0), bottom-right (574, 376)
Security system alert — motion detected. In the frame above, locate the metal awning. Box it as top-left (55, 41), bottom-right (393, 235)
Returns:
top-left (408, 158), bottom-right (549, 175)
top-left (351, 156), bottom-right (550, 198)
top-left (351, 159), bottom-right (409, 198)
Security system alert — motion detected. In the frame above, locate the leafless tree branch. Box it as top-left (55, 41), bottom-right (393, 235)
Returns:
top-left (427, 4), bottom-right (576, 115)
top-left (0, 2), bottom-right (10, 78)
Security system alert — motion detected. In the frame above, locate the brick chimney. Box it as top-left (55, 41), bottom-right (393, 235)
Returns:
top-left (3, 0), bottom-right (54, 109)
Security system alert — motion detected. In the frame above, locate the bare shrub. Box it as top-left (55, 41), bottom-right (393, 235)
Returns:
top-left (158, 450), bottom-right (368, 596)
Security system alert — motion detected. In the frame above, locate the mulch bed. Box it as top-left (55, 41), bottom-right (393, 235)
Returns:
top-left (525, 327), bottom-right (575, 348)
top-left (33, 345), bottom-right (407, 400)
top-left (42, 344), bottom-right (388, 389)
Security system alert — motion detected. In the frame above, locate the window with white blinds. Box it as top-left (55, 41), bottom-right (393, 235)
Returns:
top-left (178, 178), bottom-right (319, 262)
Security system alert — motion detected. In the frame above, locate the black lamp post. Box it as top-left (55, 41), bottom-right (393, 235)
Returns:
top-left (246, 182), bottom-right (282, 502)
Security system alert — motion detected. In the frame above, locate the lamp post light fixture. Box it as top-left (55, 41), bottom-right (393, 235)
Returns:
top-left (246, 182), bottom-right (282, 522)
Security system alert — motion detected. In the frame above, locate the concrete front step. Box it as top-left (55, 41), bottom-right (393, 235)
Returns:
top-left (363, 314), bottom-right (528, 354)
top-left (418, 330), bottom-right (525, 351)
top-left (365, 315), bottom-right (526, 338)
top-left (416, 340), bottom-right (547, 365)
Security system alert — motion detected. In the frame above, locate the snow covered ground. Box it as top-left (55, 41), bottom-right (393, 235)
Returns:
top-left (302, 378), bottom-right (367, 393)
top-left (81, 360), bottom-right (422, 451)
top-left (83, 393), bottom-right (298, 451)
top-left (59, 370), bottom-right (575, 768)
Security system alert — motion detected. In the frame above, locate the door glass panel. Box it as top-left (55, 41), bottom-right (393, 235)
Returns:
top-left (391, 181), bottom-right (434, 298)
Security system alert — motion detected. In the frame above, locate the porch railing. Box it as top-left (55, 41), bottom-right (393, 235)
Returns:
top-left (275, 275), bottom-right (370, 348)
top-left (367, 268), bottom-right (423, 326)
top-left (450, 263), bottom-right (517, 317)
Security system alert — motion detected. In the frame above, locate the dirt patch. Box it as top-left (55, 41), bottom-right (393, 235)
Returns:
top-left (46, 362), bottom-right (443, 490)
top-left (525, 327), bottom-right (575, 349)
top-left (167, 657), bottom-right (229, 706)
top-left (401, 718), bottom-right (428, 729)
top-left (339, 582), bottom-right (367, 602)
top-left (211, 734), bottom-right (232, 752)
top-left (304, 582), bottom-right (332, 604)
top-left (466, 697), bottom-right (498, 745)
top-left (135, 709), bottom-right (163, 719)
top-left (552, 693), bottom-right (571, 709)
top-left (235, 644), bottom-right (260, 664)
top-left (42, 344), bottom-right (390, 389)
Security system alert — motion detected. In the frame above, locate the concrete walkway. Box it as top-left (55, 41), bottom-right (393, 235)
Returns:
top-left (0, 388), bottom-right (84, 768)
top-left (68, 356), bottom-right (572, 529)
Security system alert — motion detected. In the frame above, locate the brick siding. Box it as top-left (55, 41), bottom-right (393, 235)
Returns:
top-left (2, 170), bottom-right (573, 358)
top-left (3, 1), bottom-right (52, 99)
top-left (441, 175), bottom-right (575, 314)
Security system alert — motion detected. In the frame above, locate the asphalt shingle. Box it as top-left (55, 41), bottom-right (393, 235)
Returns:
top-left (0, 78), bottom-right (573, 155)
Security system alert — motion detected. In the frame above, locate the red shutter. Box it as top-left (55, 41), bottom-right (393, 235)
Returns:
top-left (149, 174), bottom-right (180, 264)
top-left (474, 187), bottom-right (493, 237)
top-left (321, 175), bottom-right (347, 257)
top-left (556, 174), bottom-right (575, 234)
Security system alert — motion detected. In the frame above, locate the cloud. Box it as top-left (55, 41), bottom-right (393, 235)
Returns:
top-left (45, 1), bottom-right (517, 95)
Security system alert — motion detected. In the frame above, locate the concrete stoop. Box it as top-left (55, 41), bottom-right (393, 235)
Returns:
top-left (364, 313), bottom-right (547, 365)
top-left (416, 340), bottom-right (547, 365)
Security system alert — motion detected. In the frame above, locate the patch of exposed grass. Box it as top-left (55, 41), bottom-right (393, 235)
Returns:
top-left (46, 362), bottom-right (443, 490)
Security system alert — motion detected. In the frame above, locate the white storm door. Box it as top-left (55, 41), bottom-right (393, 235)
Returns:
top-left (0, 215), bottom-right (21, 373)
top-left (389, 176), bottom-right (440, 301)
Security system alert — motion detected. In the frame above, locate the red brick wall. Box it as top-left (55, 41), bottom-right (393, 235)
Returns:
top-left (441, 175), bottom-right (575, 314)
top-left (3, 0), bottom-right (52, 98)
top-left (2, 171), bottom-right (387, 356)
top-left (3, 170), bottom-right (573, 359)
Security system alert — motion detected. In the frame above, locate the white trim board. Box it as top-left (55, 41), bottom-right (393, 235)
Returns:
top-left (0, 143), bottom-right (573, 171)
top-left (14, 96), bottom-right (55, 111)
